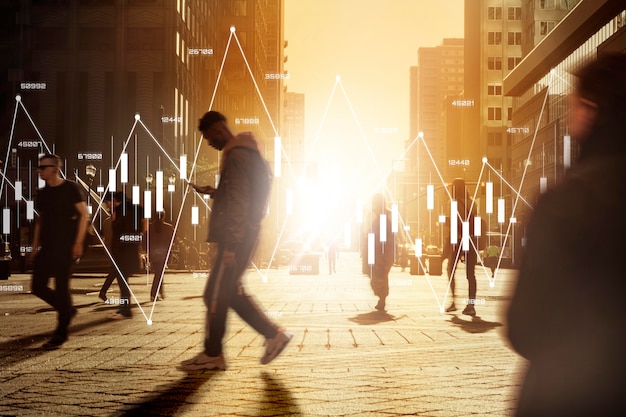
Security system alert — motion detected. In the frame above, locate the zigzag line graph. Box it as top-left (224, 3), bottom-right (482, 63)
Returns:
top-left (1, 26), bottom-right (561, 322)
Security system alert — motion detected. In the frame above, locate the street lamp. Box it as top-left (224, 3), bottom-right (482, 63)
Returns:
top-left (85, 164), bottom-right (96, 215)
top-left (144, 173), bottom-right (153, 220)
top-left (145, 173), bottom-right (153, 189)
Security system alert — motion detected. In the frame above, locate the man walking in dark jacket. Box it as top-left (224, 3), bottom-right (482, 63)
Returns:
top-left (507, 53), bottom-right (626, 416)
top-left (180, 111), bottom-right (292, 371)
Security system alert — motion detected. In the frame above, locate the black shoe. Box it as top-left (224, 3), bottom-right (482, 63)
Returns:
top-left (99, 293), bottom-right (108, 302)
top-left (462, 305), bottom-right (476, 316)
top-left (42, 334), bottom-right (67, 350)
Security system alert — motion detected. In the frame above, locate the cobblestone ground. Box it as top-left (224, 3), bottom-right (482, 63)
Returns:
top-left (0, 252), bottom-right (525, 416)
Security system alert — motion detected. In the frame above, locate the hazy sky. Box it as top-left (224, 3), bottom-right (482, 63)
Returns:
top-left (283, 0), bottom-right (464, 178)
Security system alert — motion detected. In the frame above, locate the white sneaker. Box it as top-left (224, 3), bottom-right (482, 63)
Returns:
top-left (178, 352), bottom-right (226, 371)
top-left (261, 329), bottom-right (293, 365)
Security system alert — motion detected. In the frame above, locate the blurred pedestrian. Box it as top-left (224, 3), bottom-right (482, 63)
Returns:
top-left (364, 193), bottom-right (394, 312)
top-left (180, 111), bottom-right (292, 371)
top-left (485, 244), bottom-right (499, 278)
top-left (507, 53), bottom-right (626, 416)
top-left (444, 178), bottom-right (479, 316)
top-left (327, 238), bottom-right (338, 275)
top-left (30, 154), bottom-right (89, 349)
top-left (101, 191), bottom-right (145, 319)
top-left (146, 211), bottom-right (174, 301)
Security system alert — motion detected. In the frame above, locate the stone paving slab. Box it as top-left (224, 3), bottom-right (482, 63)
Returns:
top-left (0, 252), bottom-right (525, 416)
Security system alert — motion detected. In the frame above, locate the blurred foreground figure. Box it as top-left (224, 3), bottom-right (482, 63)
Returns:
top-left (507, 53), bottom-right (626, 416)
top-left (180, 111), bottom-right (292, 371)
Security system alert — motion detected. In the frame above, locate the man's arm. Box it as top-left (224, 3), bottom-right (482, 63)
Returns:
top-left (29, 219), bottom-right (41, 263)
top-left (72, 201), bottom-right (89, 260)
top-left (190, 183), bottom-right (216, 196)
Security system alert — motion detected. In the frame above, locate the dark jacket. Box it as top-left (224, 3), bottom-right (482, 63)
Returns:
top-left (111, 200), bottom-right (143, 273)
top-left (207, 132), bottom-right (272, 251)
top-left (507, 122), bottom-right (626, 415)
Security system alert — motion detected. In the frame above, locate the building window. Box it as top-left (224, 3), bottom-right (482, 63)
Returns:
top-left (488, 84), bottom-right (503, 96)
top-left (508, 32), bottom-right (522, 45)
top-left (508, 107), bottom-right (513, 121)
top-left (232, 0), bottom-right (247, 16)
top-left (488, 32), bottom-right (502, 45)
top-left (127, 28), bottom-right (162, 50)
top-left (79, 28), bottom-right (114, 50)
top-left (539, 0), bottom-right (556, 9)
top-left (560, 0), bottom-right (580, 9)
top-left (488, 7), bottom-right (502, 20)
top-left (488, 107), bottom-right (502, 121)
top-left (508, 7), bottom-right (522, 20)
top-left (508, 56), bottom-right (522, 70)
top-left (540, 21), bottom-right (556, 35)
top-left (488, 132), bottom-right (503, 146)
top-left (488, 57), bottom-right (503, 70)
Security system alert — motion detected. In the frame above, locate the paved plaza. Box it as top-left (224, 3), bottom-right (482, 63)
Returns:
top-left (0, 252), bottom-right (525, 416)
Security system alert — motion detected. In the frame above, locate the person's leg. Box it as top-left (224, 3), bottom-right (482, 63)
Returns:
top-left (179, 247), bottom-right (232, 370)
top-left (31, 252), bottom-right (56, 308)
top-left (150, 261), bottom-right (165, 300)
top-left (230, 284), bottom-right (279, 338)
top-left (462, 248), bottom-right (478, 316)
top-left (99, 270), bottom-right (116, 300)
top-left (53, 259), bottom-right (75, 339)
top-left (467, 249), bottom-right (477, 300)
top-left (445, 247), bottom-right (458, 311)
top-left (113, 267), bottom-right (132, 317)
top-left (202, 247), bottom-right (237, 356)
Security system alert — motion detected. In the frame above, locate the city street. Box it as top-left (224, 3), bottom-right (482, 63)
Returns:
top-left (0, 252), bottom-right (525, 416)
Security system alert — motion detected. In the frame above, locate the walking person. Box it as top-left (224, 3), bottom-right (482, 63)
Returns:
top-left (364, 193), bottom-right (394, 312)
top-left (180, 111), bottom-right (292, 371)
top-left (30, 154), bottom-right (89, 349)
top-left (102, 191), bottom-right (145, 319)
top-left (444, 178), bottom-right (479, 316)
top-left (146, 211), bottom-right (174, 301)
top-left (507, 53), bottom-right (626, 416)
top-left (97, 211), bottom-right (115, 302)
top-left (485, 244), bottom-right (499, 278)
top-left (327, 238), bottom-right (338, 275)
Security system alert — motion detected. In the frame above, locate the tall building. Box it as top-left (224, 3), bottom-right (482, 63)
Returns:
top-left (283, 91), bottom-right (305, 167)
top-left (1, 0), bottom-right (285, 175)
top-left (406, 38), bottom-right (463, 241)
top-left (464, 0), bottom-right (525, 185)
top-left (0, 0), bottom-right (286, 269)
top-left (504, 0), bottom-right (626, 222)
top-left (411, 38), bottom-right (464, 176)
top-left (521, 0), bottom-right (581, 56)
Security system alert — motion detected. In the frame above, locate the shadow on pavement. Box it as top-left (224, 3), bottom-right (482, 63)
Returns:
top-left (257, 371), bottom-right (302, 416)
top-left (0, 315), bottom-right (116, 366)
top-left (348, 310), bottom-right (402, 325)
top-left (447, 314), bottom-right (503, 334)
top-left (115, 372), bottom-right (216, 417)
top-left (35, 300), bottom-right (100, 313)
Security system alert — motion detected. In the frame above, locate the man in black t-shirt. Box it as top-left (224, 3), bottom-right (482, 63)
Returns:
top-left (30, 154), bottom-right (89, 349)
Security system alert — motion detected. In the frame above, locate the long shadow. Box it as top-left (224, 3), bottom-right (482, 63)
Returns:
top-left (257, 371), bottom-right (302, 416)
top-left (114, 372), bottom-right (216, 417)
top-left (0, 315), bottom-right (117, 367)
top-left (181, 295), bottom-right (203, 301)
top-left (348, 310), bottom-right (404, 325)
top-left (35, 300), bottom-right (100, 313)
top-left (447, 314), bottom-right (503, 334)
